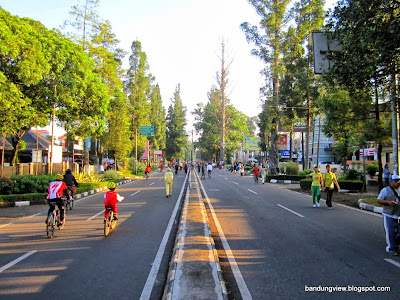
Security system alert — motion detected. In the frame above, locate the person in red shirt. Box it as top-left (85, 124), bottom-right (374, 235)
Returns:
top-left (104, 182), bottom-right (125, 221)
top-left (253, 165), bottom-right (260, 184)
top-left (46, 173), bottom-right (68, 225)
top-left (145, 164), bottom-right (151, 178)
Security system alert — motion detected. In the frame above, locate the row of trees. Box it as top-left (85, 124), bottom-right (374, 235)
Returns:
top-left (241, 0), bottom-right (396, 186)
top-left (0, 0), bottom-right (190, 167)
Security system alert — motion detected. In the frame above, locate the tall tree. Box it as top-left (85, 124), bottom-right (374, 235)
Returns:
top-left (166, 85), bottom-right (187, 161)
top-left (149, 84), bottom-right (166, 152)
top-left (124, 40), bottom-right (152, 158)
top-left (241, 0), bottom-right (291, 174)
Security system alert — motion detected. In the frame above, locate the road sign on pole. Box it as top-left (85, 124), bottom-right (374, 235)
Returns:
top-left (139, 126), bottom-right (154, 136)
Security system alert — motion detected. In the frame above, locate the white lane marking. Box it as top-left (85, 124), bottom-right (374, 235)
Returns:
top-left (248, 189), bottom-right (258, 195)
top-left (385, 258), bottom-right (400, 268)
top-left (197, 172), bottom-right (253, 299)
top-left (0, 251), bottom-right (37, 273)
top-left (86, 210), bottom-right (105, 221)
top-left (233, 182), bottom-right (239, 185)
top-left (27, 212), bottom-right (42, 218)
top-left (277, 204), bottom-right (305, 218)
top-left (149, 182), bottom-right (155, 186)
top-left (74, 192), bottom-right (101, 203)
top-left (130, 190), bottom-right (142, 197)
top-left (0, 221), bottom-right (15, 229)
top-left (0, 212), bottom-right (43, 229)
top-left (225, 177), bottom-right (228, 180)
top-left (139, 172), bottom-right (188, 300)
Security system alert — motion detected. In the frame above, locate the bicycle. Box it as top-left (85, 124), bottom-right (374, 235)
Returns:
top-left (46, 201), bottom-right (64, 238)
top-left (65, 189), bottom-right (74, 210)
top-left (104, 208), bottom-right (118, 237)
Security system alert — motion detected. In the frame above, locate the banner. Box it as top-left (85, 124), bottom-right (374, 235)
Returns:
top-left (142, 140), bottom-right (150, 159)
top-left (244, 137), bottom-right (261, 151)
top-left (277, 134), bottom-right (288, 150)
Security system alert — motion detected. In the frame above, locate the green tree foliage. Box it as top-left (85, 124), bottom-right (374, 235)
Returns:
top-left (149, 84), bottom-right (166, 151)
top-left (104, 89), bottom-right (132, 163)
top-left (125, 40), bottom-right (152, 158)
top-left (166, 85), bottom-right (187, 161)
top-left (193, 86), bottom-right (248, 162)
top-left (241, 0), bottom-right (291, 174)
top-left (0, 9), bottom-right (108, 164)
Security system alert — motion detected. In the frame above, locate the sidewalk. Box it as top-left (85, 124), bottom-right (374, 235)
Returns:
top-left (163, 172), bottom-right (227, 300)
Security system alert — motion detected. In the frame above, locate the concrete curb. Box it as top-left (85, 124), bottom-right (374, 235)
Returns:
top-left (358, 199), bottom-right (383, 214)
top-left (269, 179), bottom-right (300, 184)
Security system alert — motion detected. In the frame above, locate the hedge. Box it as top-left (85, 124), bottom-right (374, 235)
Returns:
top-left (267, 175), bottom-right (307, 181)
top-left (299, 179), bottom-right (364, 191)
top-left (0, 193), bottom-right (47, 207)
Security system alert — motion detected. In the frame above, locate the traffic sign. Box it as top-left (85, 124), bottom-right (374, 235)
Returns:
top-left (281, 150), bottom-right (290, 158)
top-left (140, 126), bottom-right (154, 136)
top-left (221, 142), bottom-right (227, 148)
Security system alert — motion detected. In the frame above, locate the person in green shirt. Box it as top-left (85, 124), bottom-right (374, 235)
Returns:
top-left (323, 165), bottom-right (340, 209)
top-left (306, 166), bottom-right (324, 207)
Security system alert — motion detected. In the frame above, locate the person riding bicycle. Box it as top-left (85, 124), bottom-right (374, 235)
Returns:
top-left (63, 169), bottom-right (79, 199)
top-left (104, 182), bottom-right (125, 222)
top-left (46, 173), bottom-right (68, 226)
top-left (145, 164), bottom-right (151, 178)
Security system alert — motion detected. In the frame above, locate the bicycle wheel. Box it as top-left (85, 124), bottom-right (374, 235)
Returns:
top-left (111, 218), bottom-right (118, 230)
top-left (46, 214), bottom-right (55, 239)
top-left (104, 213), bottom-right (111, 236)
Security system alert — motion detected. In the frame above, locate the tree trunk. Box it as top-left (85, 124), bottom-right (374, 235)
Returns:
top-left (269, 120), bottom-right (279, 174)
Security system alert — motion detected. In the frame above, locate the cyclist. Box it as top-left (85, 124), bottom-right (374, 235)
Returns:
top-left (63, 169), bottom-right (79, 200)
top-left (104, 182), bottom-right (125, 222)
top-left (46, 173), bottom-right (68, 226)
top-left (253, 164), bottom-right (260, 183)
top-left (145, 164), bottom-right (151, 179)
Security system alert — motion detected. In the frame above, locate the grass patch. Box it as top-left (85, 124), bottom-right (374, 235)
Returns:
top-left (361, 196), bottom-right (383, 207)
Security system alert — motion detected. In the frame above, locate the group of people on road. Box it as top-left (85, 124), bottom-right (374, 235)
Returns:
top-left (306, 165), bottom-right (340, 209)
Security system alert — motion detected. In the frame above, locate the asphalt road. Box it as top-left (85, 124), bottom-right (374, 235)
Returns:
top-left (0, 171), bottom-right (188, 300)
top-left (199, 169), bottom-right (400, 299)
top-left (1, 168), bottom-right (400, 300)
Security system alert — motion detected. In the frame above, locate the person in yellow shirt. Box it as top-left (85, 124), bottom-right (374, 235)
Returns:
top-left (323, 165), bottom-right (340, 210)
top-left (306, 166), bottom-right (324, 207)
top-left (164, 167), bottom-right (174, 198)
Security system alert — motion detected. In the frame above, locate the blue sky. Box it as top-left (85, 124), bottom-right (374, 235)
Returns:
top-left (0, 0), bottom-right (336, 133)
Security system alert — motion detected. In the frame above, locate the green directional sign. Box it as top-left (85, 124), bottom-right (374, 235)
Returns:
top-left (139, 126), bottom-right (154, 136)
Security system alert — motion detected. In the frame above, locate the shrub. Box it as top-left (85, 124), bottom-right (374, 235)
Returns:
top-left (300, 179), bottom-right (312, 190)
top-left (0, 193), bottom-right (47, 206)
top-left (10, 175), bottom-right (54, 194)
top-left (0, 177), bottom-right (14, 194)
top-left (299, 169), bottom-right (312, 176)
top-left (300, 178), bottom-right (363, 191)
top-left (281, 162), bottom-right (299, 175)
top-left (346, 168), bottom-right (361, 180)
top-left (103, 170), bottom-right (122, 180)
top-left (268, 175), bottom-right (306, 181)
top-left (127, 157), bottom-right (147, 174)
top-left (366, 163), bottom-right (378, 177)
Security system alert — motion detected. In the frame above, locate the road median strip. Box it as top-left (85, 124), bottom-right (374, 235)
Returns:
top-left (163, 172), bottom-right (227, 300)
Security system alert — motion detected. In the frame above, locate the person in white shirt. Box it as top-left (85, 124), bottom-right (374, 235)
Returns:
top-left (207, 163), bottom-right (213, 178)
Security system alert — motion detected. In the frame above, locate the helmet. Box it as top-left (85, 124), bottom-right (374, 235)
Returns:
top-left (55, 173), bottom-right (63, 181)
top-left (107, 182), bottom-right (116, 190)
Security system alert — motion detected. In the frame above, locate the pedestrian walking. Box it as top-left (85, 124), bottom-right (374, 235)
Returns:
top-left (164, 168), bottom-right (174, 198)
top-left (377, 174), bottom-right (400, 255)
top-left (240, 163), bottom-right (245, 176)
top-left (261, 164), bottom-right (267, 184)
top-left (322, 165), bottom-right (340, 209)
top-left (201, 163), bottom-right (206, 180)
top-left (306, 166), bottom-right (324, 207)
top-left (384, 164), bottom-right (390, 187)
